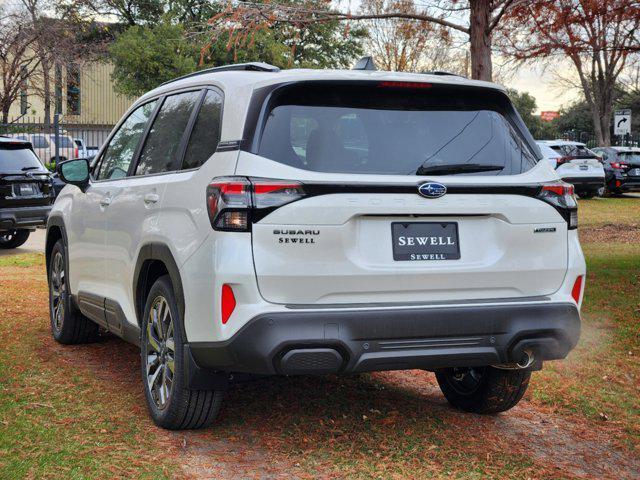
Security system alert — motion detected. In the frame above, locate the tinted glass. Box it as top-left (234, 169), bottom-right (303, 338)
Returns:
top-left (619, 152), bottom-right (640, 163)
top-left (96, 101), bottom-right (157, 180)
top-left (31, 135), bottom-right (50, 148)
top-left (258, 84), bottom-right (537, 176)
top-left (136, 91), bottom-right (201, 176)
top-left (0, 146), bottom-right (46, 173)
top-left (56, 136), bottom-right (74, 148)
top-left (565, 145), bottom-right (596, 158)
top-left (182, 90), bottom-right (223, 170)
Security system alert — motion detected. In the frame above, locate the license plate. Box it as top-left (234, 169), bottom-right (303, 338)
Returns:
top-left (629, 168), bottom-right (640, 176)
top-left (14, 183), bottom-right (38, 196)
top-left (391, 222), bottom-right (460, 261)
top-left (579, 164), bottom-right (589, 171)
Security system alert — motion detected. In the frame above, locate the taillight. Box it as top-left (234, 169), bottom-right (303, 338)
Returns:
top-left (206, 177), bottom-right (305, 231)
top-left (571, 275), bottom-right (583, 304)
top-left (610, 162), bottom-right (628, 169)
top-left (221, 284), bottom-right (236, 324)
top-left (537, 182), bottom-right (578, 229)
top-left (74, 147), bottom-right (78, 158)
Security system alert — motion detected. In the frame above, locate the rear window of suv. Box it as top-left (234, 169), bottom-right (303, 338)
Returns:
top-left (0, 145), bottom-right (46, 173)
top-left (257, 82), bottom-right (537, 176)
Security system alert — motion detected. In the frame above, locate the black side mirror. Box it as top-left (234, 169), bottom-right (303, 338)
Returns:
top-left (57, 158), bottom-right (90, 192)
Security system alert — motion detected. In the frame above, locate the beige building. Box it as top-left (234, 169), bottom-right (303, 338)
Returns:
top-left (9, 62), bottom-right (134, 125)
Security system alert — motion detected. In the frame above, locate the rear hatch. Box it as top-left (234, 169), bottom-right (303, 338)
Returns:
top-left (0, 142), bottom-right (53, 208)
top-left (617, 151), bottom-right (640, 178)
top-left (550, 144), bottom-right (604, 178)
top-left (236, 81), bottom-right (571, 305)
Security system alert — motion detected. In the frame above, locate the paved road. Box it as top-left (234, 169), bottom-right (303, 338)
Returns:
top-left (0, 228), bottom-right (46, 257)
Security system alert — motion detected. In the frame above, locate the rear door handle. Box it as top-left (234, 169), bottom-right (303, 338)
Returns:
top-left (99, 197), bottom-right (111, 207)
top-left (144, 193), bottom-right (159, 204)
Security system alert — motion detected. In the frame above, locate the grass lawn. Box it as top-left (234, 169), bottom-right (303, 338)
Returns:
top-left (0, 197), bottom-right (638, 478)
top-left (527, 198), bottom-right (640, 448)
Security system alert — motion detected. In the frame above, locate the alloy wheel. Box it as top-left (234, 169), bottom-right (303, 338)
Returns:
top-left (145, 296), bottom-right (175, 410)
top-left (50, 250), bottom-right (66, 332)
top-left (448, 366), bottom-right (485, 395)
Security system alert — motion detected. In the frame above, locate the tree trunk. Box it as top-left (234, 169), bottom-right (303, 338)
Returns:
top-left (42, 58), bottom-right (51, 126)
top-left (591, 106), bottom-right (605, 146)
top-left (1, 107), bottom-right (9, 124)
top-left (469, 0), bottom-right (492, 81)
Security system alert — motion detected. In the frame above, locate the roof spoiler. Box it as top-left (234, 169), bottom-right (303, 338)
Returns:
top-left (161, 62), bottom-right (280, 86)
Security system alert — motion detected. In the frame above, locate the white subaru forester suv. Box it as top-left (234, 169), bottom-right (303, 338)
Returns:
top-left (47, 62), bottom-right (585, 430)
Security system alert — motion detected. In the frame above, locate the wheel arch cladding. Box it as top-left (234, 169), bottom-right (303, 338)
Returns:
top-left (45, 216), bottom-right (67, 275)
top-left (133, 243), bottom-right (186, 331)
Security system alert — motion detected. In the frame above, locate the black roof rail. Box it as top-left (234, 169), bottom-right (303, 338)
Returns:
top-left (160, 62), bottom-right (280, 86)
top-left (422, 70), bottom-right (467, 78)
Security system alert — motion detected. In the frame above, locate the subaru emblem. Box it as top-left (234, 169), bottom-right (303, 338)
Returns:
top-left (418, 182), bottom-right (447, 199)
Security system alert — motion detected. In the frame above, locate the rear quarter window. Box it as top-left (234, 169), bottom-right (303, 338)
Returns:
top-left (256, 82), bottom-right (537, 176)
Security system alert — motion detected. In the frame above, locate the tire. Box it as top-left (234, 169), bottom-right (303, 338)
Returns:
top-left (435, 366), bottom-right (531, 414)
top-left (48, 239), bottom-right (100, 344)
top-left (141, 275), bottom-right (224, 430)
top-left (0, 229), bottom-right (30, 249)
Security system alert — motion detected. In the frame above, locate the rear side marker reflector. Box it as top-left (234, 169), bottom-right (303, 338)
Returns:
top-left (221, 284), bottom-right (236, 324)
top-left (571, 276), bottom-right (583, 304)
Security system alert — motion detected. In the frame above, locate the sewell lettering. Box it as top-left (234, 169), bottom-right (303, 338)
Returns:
top-left (397, 236), bottom-right (456, 246)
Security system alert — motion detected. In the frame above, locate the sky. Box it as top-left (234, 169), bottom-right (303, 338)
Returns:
top-left (335, 0), bottom-right (580, 113)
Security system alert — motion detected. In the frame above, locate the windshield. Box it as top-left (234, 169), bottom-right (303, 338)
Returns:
top-left (0, 146), bottom-right (46, 173)
top-left (257, 83), bottom-right (537, 176)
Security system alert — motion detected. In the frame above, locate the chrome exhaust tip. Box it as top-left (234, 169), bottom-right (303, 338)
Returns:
top-left (492, 348), bottom-right (535, 370)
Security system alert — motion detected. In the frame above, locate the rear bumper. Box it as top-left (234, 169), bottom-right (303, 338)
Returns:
top-left (0, 205), bottom-right (51, 231)
top-left (561, 176), bottom-right (604, 189)
top-left (611, 177), bottom-right (640, 191)
top-left (187, 302), bottom-right (581, 376)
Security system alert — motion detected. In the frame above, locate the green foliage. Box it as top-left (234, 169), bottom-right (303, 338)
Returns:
top-left (109, 23), bottom-right (197, 97)
top-left (108, 0), bottom-right (366, 97)
top-left (556, 100), bottom-right (594, 136)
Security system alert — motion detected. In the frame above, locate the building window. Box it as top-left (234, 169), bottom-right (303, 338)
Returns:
top-left (54, 64), bottom-right (62, 115)
top-left (20, 66), bottom-right (28, 115)
top-left (66, 65), bottom-right (80, 115)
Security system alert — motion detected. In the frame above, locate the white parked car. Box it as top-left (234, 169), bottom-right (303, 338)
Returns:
top-left (46, 63), bottom-right (585, 429)
top-left (14, 133), bottom-right (78, 165)
top-left (537, 140), bottom-right (605, 198)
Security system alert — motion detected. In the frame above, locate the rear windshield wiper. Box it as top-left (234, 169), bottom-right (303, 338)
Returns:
top-left (415, 163), bottom-right (505, 176)
top-left (21, 166), bottom-right (41, 171)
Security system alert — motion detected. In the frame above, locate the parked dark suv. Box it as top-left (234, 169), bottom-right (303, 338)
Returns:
top-left (0, 137), bottom-right (54, 249)
top-left (591, 146), bottom-right (640, 195)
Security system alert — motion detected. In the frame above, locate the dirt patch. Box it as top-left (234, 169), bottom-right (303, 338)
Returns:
top-left (579, 223), bottom-right (640, 244)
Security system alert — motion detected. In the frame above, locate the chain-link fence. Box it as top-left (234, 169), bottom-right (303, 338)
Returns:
top-left (0, 115), bottom-right (113, 170)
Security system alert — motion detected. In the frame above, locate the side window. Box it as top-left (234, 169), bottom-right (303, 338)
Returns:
top-left (135, 90), bottom-right (201, 176)
top-left (182, 90), bottom-right (223, 170)
top-left (96, 100), bottom-right (157, 180)
top-left (32, 136), bottom-right (50, 148)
